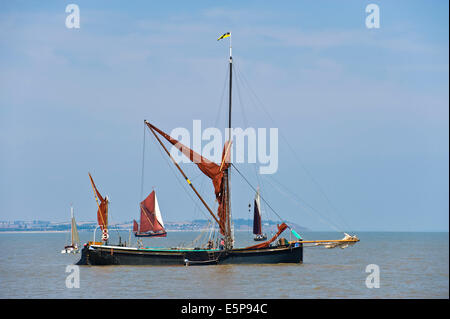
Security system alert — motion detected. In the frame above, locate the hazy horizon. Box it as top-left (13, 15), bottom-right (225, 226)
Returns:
top-left (1, 217), bottom-right (448, 233)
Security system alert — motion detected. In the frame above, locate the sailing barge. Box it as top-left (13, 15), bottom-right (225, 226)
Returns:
top-left (77, 32), bottom-right (358, 266)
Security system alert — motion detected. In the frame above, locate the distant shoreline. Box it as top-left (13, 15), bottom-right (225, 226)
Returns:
top-left (0, 229), bottom-right (257, 234)
top-left (0, 230), bottom-right (71, 234)
top-left (0, 229), bottom-right (448, 234)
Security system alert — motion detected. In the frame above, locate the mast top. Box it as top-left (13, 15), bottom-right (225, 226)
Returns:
top-left (217, 31), bottom-right (232, 61)
top-left (229, 32), bottom-right (232, 61)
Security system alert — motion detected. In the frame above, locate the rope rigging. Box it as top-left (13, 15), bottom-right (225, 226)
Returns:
top-left (140, 122), bottom-right (146, 201)
top-left (231, 163), bottom-right (285, 224)
top-left (262, 174), bottom-right (343, 233)
top-left (214, 64), bottom-right (230, 129)
top-left (233, 63), bottom-right (272, 224)
top-left (232, 59), bottom-right (352, 233)
top-left (138, 57), bottom-right (352, 245)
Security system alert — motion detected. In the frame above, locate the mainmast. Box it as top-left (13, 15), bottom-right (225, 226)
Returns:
top-left (228, 33), bottom-right (232, 133)
top-left (70, 204), bottom-right (74, 245)
top-left (221, 31), bottom-right (233, 250)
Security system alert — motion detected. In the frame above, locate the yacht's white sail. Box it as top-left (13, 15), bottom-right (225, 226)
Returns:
top-left (61, 205), bottom-right (80, 254)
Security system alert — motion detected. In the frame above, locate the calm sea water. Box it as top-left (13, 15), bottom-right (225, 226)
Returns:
top-left (0, 231), bottom-right (448, 299)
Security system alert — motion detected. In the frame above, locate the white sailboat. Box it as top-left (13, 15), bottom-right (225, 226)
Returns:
top-left (61, 205), bottom-right (80, 254)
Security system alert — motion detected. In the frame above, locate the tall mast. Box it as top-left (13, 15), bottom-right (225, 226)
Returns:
top-left (70, 204), bottom-right (74, 245)
top-left (225, 32), bottom-right (233, 249)
top-left (228, 33), bottom-right (232, 135)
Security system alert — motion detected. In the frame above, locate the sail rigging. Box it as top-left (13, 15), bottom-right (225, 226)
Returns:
top-left (145, 121), bottom-right (231, 236)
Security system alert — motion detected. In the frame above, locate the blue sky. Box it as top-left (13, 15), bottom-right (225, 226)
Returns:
top-left (0, 1), bottom-right (448, 231)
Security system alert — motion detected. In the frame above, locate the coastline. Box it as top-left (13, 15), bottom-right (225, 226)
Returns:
top-left (0, 230), bottom-right (72, 234)
top-left (0, 229), bottom-right (263, 234)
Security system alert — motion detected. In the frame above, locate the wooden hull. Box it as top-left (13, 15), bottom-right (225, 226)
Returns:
top-left (76, 242), bottom-right (303, 266)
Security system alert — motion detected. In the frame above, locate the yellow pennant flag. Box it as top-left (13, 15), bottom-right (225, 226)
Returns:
top-left (217, 32), bottom-right (231, 41)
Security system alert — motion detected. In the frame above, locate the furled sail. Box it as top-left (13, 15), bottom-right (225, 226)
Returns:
top-left (139, 191), bottom-right (165, 233)
top-left (146, 122), bottom-right (231, 235)
top-left (88, 173), bottom-right (108, 231)
top-left (253, 190), bottom-right (262, 235)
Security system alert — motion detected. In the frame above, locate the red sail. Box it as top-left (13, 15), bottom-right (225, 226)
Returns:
top-left (88, 173), bottom-right (108, 231)
top-left (140, 191), bottom-right (165, 233)
top-left (133, 219), bottom-right (138, 232)
top-left (98, 201), bottom-right (108, 231)
top-left (147, 122), bottom-right (231, 235)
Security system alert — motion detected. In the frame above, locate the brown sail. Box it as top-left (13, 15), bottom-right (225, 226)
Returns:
top-left (140, 191), bottom-right (165, 233)
top-left (88, 173), bottom-right (108, 231)
top-left (146, 122), bottom-right (231, 235)
top-left (134, 190), bottom-right (166, 237)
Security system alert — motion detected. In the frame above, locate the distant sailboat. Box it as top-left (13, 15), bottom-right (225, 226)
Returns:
top-left (253, 189), bottom-right (267, 241)
top-left (133, 190), bottom-right (167, 237)
top-left (61, 205), bottom-right (80, 254)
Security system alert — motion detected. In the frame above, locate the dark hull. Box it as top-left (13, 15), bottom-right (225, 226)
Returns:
top-left (76, 242), bottom-right (302, 266)
top-left (134, 231), bottom-right (167, 237)
top-left (253, 235), bottom-right (267, 241)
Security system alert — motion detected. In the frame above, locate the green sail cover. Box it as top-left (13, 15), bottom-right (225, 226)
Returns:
top-left (291, 229), bottom-right (302, 240)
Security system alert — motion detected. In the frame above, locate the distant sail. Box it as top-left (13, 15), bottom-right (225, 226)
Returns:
top-left (139, 191), bottom-right (165, 233)
top-left (71, 208), bottom-right (80, 247)
top-left (253, 190), bottom-right (262, 235)
top-left (88, 173), bottom-right (108, 231)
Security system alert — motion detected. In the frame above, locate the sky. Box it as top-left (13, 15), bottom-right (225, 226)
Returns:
top-left (0, 1), bottom-right (448, 232)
